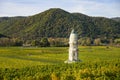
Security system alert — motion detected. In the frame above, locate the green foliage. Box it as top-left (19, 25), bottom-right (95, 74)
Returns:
top-left (0, 46), bottom-right (120, 80)
top-left (78, 37), bottom-right (92, 46)
top-left (112, 17), bottom-right (120, 22)
top-left (40, 37), bottom-right (50, 47)
top-left (114, 38), bottom-right (120, 44)
top-left (24, 38), bottom-right (50, 47)
top-left (0, 33), bottom-right (7, 38)
top-left (31, 40), bottom-right (39, 46)
top-left (48, 38), bottom-right (69, 47)
top-left (0, 8), bottom-right (120, 40)
top-left (0, 61), bottom-right (119, 80)
top-left (0, 38), bottom-right (23, 46)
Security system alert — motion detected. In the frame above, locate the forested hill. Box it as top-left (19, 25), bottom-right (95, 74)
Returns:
top-left (111, 17), bottom-right (120, 22)
top-left (0, 33), bottom-right (7, 38)
top-left (0, 8), bottom-right (120, 40)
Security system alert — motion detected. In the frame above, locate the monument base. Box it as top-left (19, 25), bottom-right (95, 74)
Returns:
top-left (64, 60), bottom-right (81, 63)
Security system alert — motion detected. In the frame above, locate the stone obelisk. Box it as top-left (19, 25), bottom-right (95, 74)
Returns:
top-left (65, 29), bottom-right (80, 63)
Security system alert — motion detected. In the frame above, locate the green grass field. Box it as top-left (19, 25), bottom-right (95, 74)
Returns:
top-left (0, 46), bottom-right (120, 80)
top-left (0, 46), bottom-right (119, 68)
top-left (0, 47), bottom-right (68, 68)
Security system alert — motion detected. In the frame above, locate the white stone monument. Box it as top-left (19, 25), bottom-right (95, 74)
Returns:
top-left (65, 29), bottom-right (80, 63)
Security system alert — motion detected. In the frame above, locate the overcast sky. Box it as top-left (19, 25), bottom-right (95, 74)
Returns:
top-left (0, 0), bottom-right (120, 18)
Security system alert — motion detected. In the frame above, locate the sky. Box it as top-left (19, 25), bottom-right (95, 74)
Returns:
top-left (0, 0), bottom-right (120, 18)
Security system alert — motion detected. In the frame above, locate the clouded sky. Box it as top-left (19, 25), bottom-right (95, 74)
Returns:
top-left (0, 0), bottom-right (120, 18)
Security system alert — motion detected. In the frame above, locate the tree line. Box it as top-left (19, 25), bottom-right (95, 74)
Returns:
top-left (0, 37), bottom-right (120, 47)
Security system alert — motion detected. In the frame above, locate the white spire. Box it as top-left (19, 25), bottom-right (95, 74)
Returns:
top-left (65, 29), bottom-right (81, 63)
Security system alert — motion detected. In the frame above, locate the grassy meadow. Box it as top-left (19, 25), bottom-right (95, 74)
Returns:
top-left (0, 46), bottom-right (120, 80)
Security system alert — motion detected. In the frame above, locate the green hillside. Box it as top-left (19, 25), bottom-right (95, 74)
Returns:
top-left (111, 17), bottom-right (120, 22)
top-left (0, 34), bottom-right (7, 38)
top-left (0, 8), bottom-right (120, 40)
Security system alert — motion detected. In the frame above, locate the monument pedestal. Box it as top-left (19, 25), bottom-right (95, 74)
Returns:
top-left (64, 60), bottom-right (81, 63)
